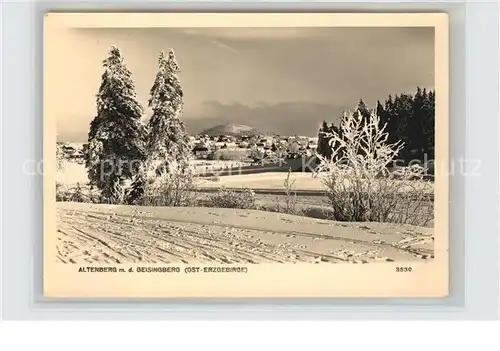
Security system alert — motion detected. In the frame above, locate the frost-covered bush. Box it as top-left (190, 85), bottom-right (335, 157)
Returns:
top-left (274, 168), bottom-right (301, 215)
top-left (56, 182), bottom-right (92, 203)
top-left (249, 146), bottom-right (266, 162)
top-left (130, 159), bottom-right (198, 207)
top-left (315, 109), bottom-right (434, 226)
top-left (56, 183), bottom-right (70, 202)
top-left (208, 187), bottom-right (257, 210)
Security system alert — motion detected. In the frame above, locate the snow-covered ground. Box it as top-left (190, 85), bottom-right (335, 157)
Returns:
top-left (56, 161), bottom-right (89, 185)
top-left (56, 160), bottom-right (253, 186)
top-left (55, 160), bottom-right (324, 190)
top-left (55, 202), bottom-right (434, 264)
top-left (56, 160), bottom-right (435, 195)
top-left (198, 172), bottom-right (435, 194)
top-left (198, 172), bottom-right (326, 190)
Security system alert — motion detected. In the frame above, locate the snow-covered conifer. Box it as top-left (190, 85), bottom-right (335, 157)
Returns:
top-left (146, 49), bottom-right (191, 168)
top-left (85, 46), bottom-right (147, 203)
top-left (127, 49), bottom-right (195, 205)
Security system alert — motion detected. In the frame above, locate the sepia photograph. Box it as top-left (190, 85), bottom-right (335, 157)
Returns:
top-left (43, 13), bottom-right (449, 298)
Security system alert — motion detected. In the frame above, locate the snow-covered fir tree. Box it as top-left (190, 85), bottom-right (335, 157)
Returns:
top-left (146, 49), bottom-right (191, 168)
top-left (85, 46), bottom-right (148, 203)
top-left (127, 49), bottom-right (192, 204)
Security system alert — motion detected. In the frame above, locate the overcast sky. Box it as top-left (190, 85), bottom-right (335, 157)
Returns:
top-left (50, 27), bottom-right (434, 141)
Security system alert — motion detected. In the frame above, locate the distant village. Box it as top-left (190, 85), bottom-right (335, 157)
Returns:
top-left (58, 124), bottom-right (320, 164)
top-left (190, 133), bottom-right (318, 161)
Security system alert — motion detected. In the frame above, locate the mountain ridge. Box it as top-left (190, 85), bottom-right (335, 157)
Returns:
top-left (199, 123), bottom-right (262, 137)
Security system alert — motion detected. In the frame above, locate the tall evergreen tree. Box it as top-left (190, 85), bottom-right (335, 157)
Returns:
top-left (147, 49), bottom-right (191, 167)
top-left (127, 49), bottom-right (191, 204)
top-left (407, 87), bottom-right (425, 159)
top-left (421, 89), bottom-right (435, 159)
top-left (354, 98), bottom-right (372, 129)
top-left (330, 122), bottom-right (343, 161)
top-left (377, 87), bottom-right (435, 163)
top-left (384, 94), bottom-right (398, 145)
top-left (392, 93), bottom-right (414, 161)
top-left (317, 120), bottom-right (331, 158)
top-left (351, 99), bottom-right (373, 157)
top-left (316, 121), bottom-right (324, 156)
top-left (376, 100), bottom-right (387, 131)
top-left (85, 46), bottom-right (147, 203)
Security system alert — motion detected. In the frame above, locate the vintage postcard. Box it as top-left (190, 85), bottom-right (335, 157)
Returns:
top-left (43, 13), bottom-right (449, 298)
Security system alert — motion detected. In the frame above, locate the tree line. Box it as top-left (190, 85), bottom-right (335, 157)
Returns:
top-left (84, 46), bottom-right (191, 204)
top-left (317, 87), bottom-right (435, 165)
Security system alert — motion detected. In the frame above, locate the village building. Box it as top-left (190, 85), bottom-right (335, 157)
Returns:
top-left (192, 142), bottom-right (211, 158)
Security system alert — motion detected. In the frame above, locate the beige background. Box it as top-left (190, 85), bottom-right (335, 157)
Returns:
top-left (43, 12), bottom-right (449, 298)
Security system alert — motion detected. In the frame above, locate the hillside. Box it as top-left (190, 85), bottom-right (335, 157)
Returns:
top-left (200, 123), bottom-right (259, 137)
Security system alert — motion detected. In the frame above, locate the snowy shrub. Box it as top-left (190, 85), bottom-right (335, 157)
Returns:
top-left (55, 183), bottom-right (70, 202)
top-left (208, 187), bottom-right (257, 210)
top-left (274, 168), bottom-right (301, 215)
top-left (315, 109), bottom-right (434, 226)
top-left (129, 159), bottom-right (198, 207)
top-left (69, 183), bottom-right (85, 203)
top-left (55, 182), bottom-right (90, 203)
top-left (249, 147), bottom-right (266, 162)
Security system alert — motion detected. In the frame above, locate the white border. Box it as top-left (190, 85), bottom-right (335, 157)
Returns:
top-left (0, 0), bottom-right (498, 320)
